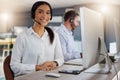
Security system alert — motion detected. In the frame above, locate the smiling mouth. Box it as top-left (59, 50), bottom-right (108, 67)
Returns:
top-left (40, 19), bottom-right (49, 23)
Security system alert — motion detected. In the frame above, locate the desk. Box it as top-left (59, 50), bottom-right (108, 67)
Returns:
top-left (15, 65), bottom-right (84, 80)
top-left (15, 60), bottom-right (120, 80)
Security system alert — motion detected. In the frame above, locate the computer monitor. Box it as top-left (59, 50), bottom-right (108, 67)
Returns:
top-left (113, 18), bottom-right (120, 59)
top-left (80, 7), bottom-right (112, 73)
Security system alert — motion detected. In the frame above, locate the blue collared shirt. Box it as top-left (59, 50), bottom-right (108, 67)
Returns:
top-left (56, 24), bottom-right (80, 61)
top-left (10, 27), bottom-right (64, 76)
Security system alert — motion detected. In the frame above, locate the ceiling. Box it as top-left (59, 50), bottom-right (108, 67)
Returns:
top-left (0, 0), bottom-right (120, 12)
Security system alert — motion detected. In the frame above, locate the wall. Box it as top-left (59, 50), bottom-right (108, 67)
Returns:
top-left (88, 4), bottom-right (120, 51)
top-left (3, 4), bottom-right (120, 51)
top-left (12, 11), bottom-right (33, 27)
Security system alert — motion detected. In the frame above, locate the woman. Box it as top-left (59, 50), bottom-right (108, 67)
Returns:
top-left (10, 1), bottom-right (64, 77)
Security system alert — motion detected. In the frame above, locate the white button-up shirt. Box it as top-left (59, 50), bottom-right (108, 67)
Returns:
top-left (10, 27), bottom-right (64, 77)
top-left (56, 24), bottom-right (80, 61)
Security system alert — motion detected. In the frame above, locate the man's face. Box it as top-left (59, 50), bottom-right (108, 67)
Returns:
top-left (74, 16), bottom-right (80, 26)
top-left (71, 16), bottom-right (80, 30)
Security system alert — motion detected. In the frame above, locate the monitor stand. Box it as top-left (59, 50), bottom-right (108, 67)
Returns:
top-left (84, 63), bottom-right (111, 74)
top-left (85, 37), bottom-right (112, 74)
top-left (84, 54), bottom-right (112, 74)
top-left (114, 52), bottom-right (120, 63)
top-left (115, 52), bottom-right (120, 59)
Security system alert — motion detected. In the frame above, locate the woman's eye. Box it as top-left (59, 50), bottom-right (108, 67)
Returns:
top-left (39, 11), bottom-right (42, 13)
top-left (46, 12), bottom-right (50, 15)
top-left (46, 11), bottom-right (50, 14)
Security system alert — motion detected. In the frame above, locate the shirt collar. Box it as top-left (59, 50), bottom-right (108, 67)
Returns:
top-left (61, 24), bottom-right (73, 35)
top-left (27, 27), bottom-right (48, 38)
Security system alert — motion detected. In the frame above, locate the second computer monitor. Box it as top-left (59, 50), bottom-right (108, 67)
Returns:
top-left (114, 19), bottom-right (120, 58)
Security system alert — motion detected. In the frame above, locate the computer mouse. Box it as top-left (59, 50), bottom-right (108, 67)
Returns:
top-left (45, 72), bottom-right (61, 78)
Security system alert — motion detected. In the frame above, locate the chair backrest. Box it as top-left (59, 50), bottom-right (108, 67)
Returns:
top-left (3, 54), bottom-right (14, 80)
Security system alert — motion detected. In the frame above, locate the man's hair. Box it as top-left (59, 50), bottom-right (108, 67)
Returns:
top-left (31, 1), bottom-right (52, 20)
top-left (64, 10), bottom-right (79, 22)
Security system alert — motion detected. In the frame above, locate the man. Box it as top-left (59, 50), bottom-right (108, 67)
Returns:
top-left (56, 10), bottom-right (81, 61)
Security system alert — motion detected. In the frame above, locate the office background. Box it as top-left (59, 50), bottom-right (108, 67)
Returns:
top-left (0, 1), bottom-right (120, 79)
top-left (1, 4), bottom-right (119, 50)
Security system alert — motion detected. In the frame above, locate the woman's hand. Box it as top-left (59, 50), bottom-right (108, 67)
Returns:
top-left (36, 61), bottom-right (57, 71)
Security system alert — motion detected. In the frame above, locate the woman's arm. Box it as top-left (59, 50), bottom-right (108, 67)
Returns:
top-left (36, 61), bottom-right (57, 71)
top-left (10, 35), bottom-right (35, 77)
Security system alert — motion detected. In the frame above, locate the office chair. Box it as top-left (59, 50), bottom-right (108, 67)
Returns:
top-left (3, 54), bottom-right (14, 80)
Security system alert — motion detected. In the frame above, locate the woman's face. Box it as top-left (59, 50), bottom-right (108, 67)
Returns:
top-left (34, 4), bottom-right (51, 26)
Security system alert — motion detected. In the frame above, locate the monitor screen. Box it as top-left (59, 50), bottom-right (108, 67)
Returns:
top-left (80, 7), bottom-right (104, 68)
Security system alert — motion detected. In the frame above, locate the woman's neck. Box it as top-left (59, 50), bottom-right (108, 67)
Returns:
top-left (33, 24), bottom-right (45, 37)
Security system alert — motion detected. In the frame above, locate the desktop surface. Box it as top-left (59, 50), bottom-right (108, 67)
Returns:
top-left (15, 65), bottom-right (84, 80)
top-left (15, 59), bottom-right (120, 80)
